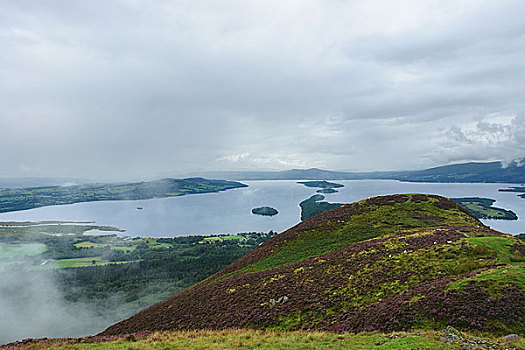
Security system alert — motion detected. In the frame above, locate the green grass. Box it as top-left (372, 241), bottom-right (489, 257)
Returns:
top-left (74, 242), bottom-right (106, 248)
top-left (0, 243), bottom-right (46, 259)
top-left (200, 235), bottom-right (245, 244)
top-left (225, 196), bottom-right (479, 277)
top-left (11, 330), bottom-right (463, 350)
top-left (54, 257), bottom-right (133, 268)
top-left (202, 237), bottom-right (223, 243)
top-left (222, 235), bottom-right (245, 241)
top-left (74, 241), bottom-right (138, 251)
top-left (448, 265), bottom-right (525, 294)
top-left (467, 236), bottom-right (522, 264)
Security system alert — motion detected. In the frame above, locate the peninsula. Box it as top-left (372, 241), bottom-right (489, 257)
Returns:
top-left (0, 178), bottom-right (247, 213)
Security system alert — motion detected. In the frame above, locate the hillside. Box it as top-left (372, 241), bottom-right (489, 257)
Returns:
top-left (101, 194), bottom-right (525, 336)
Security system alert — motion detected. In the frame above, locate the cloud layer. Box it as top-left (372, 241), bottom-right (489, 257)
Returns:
top-left (1, 0), bottom-right (524, 179)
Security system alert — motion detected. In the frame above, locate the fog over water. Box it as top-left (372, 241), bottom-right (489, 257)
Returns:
top-left (0, 180), bottom-right (523, 236)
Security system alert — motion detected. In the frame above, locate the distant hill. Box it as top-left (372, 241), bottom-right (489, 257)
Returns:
top-left (0, 178), bottom-right (247, 213)
top-left (203, 159), bottom-right (525, 183)
top-left (102, 194), bottom-right (524, 336)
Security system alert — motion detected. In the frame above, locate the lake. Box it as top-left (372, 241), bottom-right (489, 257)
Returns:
top-left (0, 180), bottom-right (523, 236)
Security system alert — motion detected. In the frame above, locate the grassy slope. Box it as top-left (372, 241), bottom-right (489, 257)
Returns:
top-left (8, 329), bottom-right (525, 350)
top-left (100, 194), bottom-right (524, 337)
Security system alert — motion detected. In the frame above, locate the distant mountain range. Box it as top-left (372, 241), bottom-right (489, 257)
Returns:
top-left (204, 159), bottom-right (525, 183)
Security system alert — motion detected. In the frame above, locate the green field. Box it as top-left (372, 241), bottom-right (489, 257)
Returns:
top-left (36, 257), bottom-right (134, 269)
top-left (0, 243), bottom-right (46, 259)
top-left (74, 241), bottom-right (137, 252)
top-left (200, 235), bottom-right (246, 243)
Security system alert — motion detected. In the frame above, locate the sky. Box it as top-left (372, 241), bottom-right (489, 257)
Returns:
top-left (1, 0), bottom-right (524, 180)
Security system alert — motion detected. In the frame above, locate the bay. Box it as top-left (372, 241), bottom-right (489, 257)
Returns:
top-left (0, 180), bottom-right (523, 236)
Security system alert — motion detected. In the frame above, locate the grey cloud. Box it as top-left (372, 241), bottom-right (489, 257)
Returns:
top-left (1, 0), bottom-right (524, 179)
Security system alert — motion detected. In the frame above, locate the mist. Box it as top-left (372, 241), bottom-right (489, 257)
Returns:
top-left (0, 263), bottom-right (133, 345)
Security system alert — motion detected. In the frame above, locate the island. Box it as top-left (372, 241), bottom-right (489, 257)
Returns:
top-left (251, 206), bottom-right (279, 216)
top-left (499, 186), bottom-right (525, 199)
top-left (0, 177), bottom-right (247, 213)
top-left (299, 194), bottom-right (343, 221)
top-left (316, 188), bottom-right (338, 194)
top-left (451, 197), bottom-right (518, 220)
top-left (297, 180), bottom-right (344, 193)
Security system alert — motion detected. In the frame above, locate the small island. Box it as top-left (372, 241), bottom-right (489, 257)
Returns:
top-left (251, 206), bottom-right (279, 217)
top-left (316, 188), bottom-right (337, 194)
top-left (451, 197), bottom-right (518, 220)
top-left (499, 186), bottom-right (525, 199)
top-left (297, 180), bottom-right (344, 193)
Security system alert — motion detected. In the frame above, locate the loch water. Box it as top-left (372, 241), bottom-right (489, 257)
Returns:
top-left (0, 180), bottom-right (523, 236)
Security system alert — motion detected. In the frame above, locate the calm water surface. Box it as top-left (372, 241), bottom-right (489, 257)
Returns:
top-left (0, 180), bottom-right (523, 236)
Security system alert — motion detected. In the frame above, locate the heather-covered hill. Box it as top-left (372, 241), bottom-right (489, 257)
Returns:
top-left (102, 194), bottom-right (524, 336)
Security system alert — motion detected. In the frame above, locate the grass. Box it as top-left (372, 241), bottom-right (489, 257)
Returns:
top-left (201, 236), bottom-right (245, 244)
top-left (448, 265), bottom-right (525, 294)
top-left (53, 257), bottom-right (133, 268)
top-left (9, 330), bottom-right (463, 350)
top-left (74, 241), bottom-right (138, 252)
top-left (468, 236), bottom-right (522, 264)
top-left (226, 195), bottom-right (479, 277)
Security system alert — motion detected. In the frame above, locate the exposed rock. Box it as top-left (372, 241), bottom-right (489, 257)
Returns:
top-left (502, 334), bottom-right (519, 342)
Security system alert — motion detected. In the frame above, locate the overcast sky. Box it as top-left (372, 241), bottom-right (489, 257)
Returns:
top-left (1, 0), bottom-right (524, 180)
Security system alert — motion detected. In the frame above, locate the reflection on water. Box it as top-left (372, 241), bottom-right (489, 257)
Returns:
top-left (0, 180), bottom-right (523, 237)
